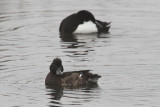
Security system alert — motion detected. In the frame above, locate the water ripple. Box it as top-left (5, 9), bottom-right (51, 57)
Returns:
top-left (1, 0), bottom-right (160, 107)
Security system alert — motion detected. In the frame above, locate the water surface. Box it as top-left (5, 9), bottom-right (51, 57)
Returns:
top-left (0, 0), bottom-right (160, 107)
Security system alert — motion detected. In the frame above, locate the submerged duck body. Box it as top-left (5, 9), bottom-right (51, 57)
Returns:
top-left (59, 10), bottom-right (110, 34)
top-left (45, 58), bottom-right (101, 87)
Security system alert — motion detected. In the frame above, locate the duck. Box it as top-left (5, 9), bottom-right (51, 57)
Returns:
top-left (45, 58), bottom-right (101, 87)
top-left (59, 10), bottom-right (111, 34)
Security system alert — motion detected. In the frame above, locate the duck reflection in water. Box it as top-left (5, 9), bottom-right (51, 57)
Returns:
top-left (60, 32), bottom-right (110, 58)
top-left (46, 83), bottom-right (99, 107)
top-left (60, 33), bottom-right (77, 43)
top-left (60, 33), bottom-right (80, 49)
top-left (60, 32), bottom-right (110, 43)
top-left (46, 86), bottom-right (63, 107)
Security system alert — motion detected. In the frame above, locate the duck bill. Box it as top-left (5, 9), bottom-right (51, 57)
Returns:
top-left (56, 68), bottom-right (63, 75)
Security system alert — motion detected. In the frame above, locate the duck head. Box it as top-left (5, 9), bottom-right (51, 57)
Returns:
top-left (50, 58), bottom-right (64, 75)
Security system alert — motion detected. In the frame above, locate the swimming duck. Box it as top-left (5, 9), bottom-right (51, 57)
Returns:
top-left (45, 58), bottom-right (101, 87)
top-left (59, 10), bottom-right (110, 34)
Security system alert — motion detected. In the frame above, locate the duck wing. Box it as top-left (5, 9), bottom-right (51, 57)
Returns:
top-left (61, 70), bottom-right (101, 87)
top-left (59, 14), bottom-right (79, 33)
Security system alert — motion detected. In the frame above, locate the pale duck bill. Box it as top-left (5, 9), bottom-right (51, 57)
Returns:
top-left (56, 68), bottom-right (63, 75)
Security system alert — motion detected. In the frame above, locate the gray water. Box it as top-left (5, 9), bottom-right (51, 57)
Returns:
top-left (0, 0), bottom-right (160, 107)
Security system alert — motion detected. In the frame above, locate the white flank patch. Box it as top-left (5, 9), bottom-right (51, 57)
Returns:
top-left (73, 21), bottom-right (98, 34)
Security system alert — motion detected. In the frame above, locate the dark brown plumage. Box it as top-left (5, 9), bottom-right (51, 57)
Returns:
top-left (45, 58), bottom-right (101, 88)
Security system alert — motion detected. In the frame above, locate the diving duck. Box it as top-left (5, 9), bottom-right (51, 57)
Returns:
top-left (45, 58), bottom-right (101, 87)
top-left (59, 10), bottom-right (111, 34)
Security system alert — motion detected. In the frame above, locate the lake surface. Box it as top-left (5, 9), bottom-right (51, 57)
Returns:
top-left (0, 0), bottom-right (160, 107)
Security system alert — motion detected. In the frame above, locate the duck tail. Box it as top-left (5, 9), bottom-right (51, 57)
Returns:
top-left (95, 20), bottom-right (111, 33)
top-left (86, 72), bottom-right (101, 83)
top-left (106, 21), bottom-right (111, 27)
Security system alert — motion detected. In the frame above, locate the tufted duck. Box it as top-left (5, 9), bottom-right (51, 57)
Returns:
top-left (59, 10), bottom-right (111, 34)
top-left (45, 58), bottom-right (101, 87)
